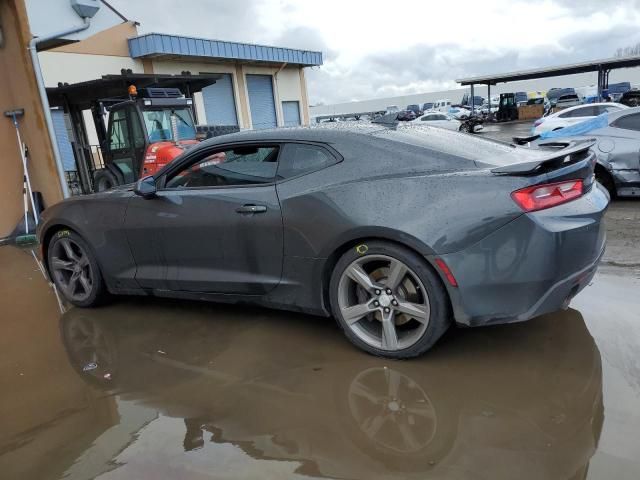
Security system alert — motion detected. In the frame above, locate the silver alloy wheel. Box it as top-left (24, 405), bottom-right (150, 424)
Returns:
top-left (65, 316), bottom-right (115, 379)
top-left (348, 367), bottom-right (437, 453)
top-left (337, 254), bottom-right (431, 351)
top-left (50, 238), bottom-right (94, 302)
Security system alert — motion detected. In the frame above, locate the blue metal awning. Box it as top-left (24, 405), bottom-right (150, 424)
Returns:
top-left (128, 33), bottom-right (323, 66)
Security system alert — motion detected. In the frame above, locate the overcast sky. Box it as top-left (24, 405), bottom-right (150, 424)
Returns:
top-left (110, 0), bottom-right (640, 105)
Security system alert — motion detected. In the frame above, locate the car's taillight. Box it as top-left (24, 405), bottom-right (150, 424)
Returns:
top-left (511, 179), bottom-right (584, 212)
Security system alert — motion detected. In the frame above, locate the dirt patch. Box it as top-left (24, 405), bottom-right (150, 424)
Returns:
top-left (603, 200), bottom-right (640, 268)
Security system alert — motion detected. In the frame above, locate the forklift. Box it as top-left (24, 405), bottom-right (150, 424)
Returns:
top-left (496, 93), bottom-right (519, 122)
top-left (92, 86), bottom-right (237, 191)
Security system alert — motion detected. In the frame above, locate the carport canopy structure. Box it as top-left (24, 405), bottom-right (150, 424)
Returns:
top-left (455, 55), bottom-right (640, 109)
top-left (47, 71), bottom-right (221, 110)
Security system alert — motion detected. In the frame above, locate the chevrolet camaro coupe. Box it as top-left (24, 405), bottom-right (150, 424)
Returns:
top-left (38, 123), bottom-right (608, 358)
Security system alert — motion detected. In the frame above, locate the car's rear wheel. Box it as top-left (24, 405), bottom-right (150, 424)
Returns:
top-left (48, 230), bottom-right (107, 307)
top-left (595, 168), bottom-right (616, 199)
top-left (330, 241), bottom-right (450, 358)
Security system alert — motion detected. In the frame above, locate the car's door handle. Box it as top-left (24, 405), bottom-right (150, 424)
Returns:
top-left (236, 204), bottom-right (267, 214)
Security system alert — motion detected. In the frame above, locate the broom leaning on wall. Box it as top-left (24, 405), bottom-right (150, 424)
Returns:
top-left (4, 109), bottom-right (39, 245)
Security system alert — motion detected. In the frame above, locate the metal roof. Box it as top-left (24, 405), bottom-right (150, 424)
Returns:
top-left (456, 55), bottom-right (640, 85)
top-left (128, 33), bottom-right (323, 66)
top-left (47, 72), bottom-right (221, 109)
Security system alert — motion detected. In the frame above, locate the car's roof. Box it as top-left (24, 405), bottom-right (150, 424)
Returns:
top-left (199, 123), bottom-right (389, 146)
top-left (607, 105), bottom-right (640, 122)
top-left (549, 102), bottom-right (627, 118)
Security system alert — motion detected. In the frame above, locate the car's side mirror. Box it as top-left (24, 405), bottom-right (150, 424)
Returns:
top-left (134, 175), bottom-right (157, 199)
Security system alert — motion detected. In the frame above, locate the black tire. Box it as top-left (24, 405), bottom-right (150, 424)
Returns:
top-left (94, 169), bottom-right (118, 192)
top-left (47, 229), bottom-right (108, 307)
top-left (329, 241), bottom-right (451, 359)
top-left (459, 123), bottom-right (470, 133)
top-left (595, 168), bottom-right (616, 199)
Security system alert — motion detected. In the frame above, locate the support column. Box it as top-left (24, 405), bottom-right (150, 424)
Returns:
top-left (470, 84), bottom-right (475, 112)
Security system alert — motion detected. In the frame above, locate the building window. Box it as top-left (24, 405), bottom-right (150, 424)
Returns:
top-left (282, 101), bottom-right (301, 127)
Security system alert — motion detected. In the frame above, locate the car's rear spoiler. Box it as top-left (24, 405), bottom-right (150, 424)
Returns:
top-left (512, 134), bottom-right (540, 145)
top-left (491, 138), bottom-right (596, 175)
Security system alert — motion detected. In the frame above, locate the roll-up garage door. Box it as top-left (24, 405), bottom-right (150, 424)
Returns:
top-left (246, 74), bottom-right (277, 129)
top-left (201, 73), bottom-right (238, 126)
top-left (51, 108), bottom-right (76, 171)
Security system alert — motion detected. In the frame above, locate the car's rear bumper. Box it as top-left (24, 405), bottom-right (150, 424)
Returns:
top-left (438, 182), bottom-right (609, 327)
top-left (612, 168), bottom-right (640, 197)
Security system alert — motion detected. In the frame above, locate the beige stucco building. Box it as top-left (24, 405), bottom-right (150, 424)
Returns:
top-left (0, 0), bottom-right (322, 239)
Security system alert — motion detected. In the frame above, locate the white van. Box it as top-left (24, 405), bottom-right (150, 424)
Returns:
top-left (433, 99), bottom-right (452, 112)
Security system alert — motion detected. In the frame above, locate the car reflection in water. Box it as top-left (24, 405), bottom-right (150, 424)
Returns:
top-left (60, 300), bottom-right (603, 479)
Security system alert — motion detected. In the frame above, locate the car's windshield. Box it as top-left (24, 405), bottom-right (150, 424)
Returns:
top-left (142, 108), bottom-right (196, 142)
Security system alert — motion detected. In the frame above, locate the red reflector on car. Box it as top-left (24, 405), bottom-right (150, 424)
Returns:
top-left (511, 179), bottom-right (583, 212)
top-left (435, 258), bottom-right (458, 287)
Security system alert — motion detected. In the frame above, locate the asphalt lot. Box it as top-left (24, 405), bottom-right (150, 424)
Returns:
top-left (1, 122), bottom-right (639, 479)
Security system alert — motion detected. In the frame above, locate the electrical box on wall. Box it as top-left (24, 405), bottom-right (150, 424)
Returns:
top-left (25, 0), bottom-right (120, 43)
top-left (71, 0), bottom-right (100, 18)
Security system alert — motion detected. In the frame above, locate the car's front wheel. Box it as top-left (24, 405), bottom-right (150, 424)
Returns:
top-left (48, 230), bottom-right (107, 307)
top-left (330, 241), bottom-right (451, 358)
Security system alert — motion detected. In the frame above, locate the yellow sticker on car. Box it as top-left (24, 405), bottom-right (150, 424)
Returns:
top-left (356, 244), bottom-right (368, 255)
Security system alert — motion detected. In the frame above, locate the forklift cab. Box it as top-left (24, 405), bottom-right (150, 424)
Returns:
top-left (497, 93), bottom-right (518, 122)
top-left (100, 88), bottom-right (197, 188)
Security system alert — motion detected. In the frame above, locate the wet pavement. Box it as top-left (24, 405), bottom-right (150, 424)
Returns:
top-left (479, 119), bottom-right (533, 143)
top-left (1, 244), bottom-right (640, 480)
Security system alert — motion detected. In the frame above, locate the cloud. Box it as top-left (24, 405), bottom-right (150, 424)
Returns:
top-left (307, 22), bottom-right (640, 104)
top-left (108, 0), bottom-right (640, 105)
top-left (110, 0), bottom-right (272, 43)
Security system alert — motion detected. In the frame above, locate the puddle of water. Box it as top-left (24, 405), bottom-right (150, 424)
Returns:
top-left (1, 246), bottom-right (638, 479)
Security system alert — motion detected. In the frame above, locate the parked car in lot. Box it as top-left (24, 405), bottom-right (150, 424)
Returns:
top-left (515, 91), bottom-right (528, 106)
top-left (385, 105), bottom-right (400, 114)
top-left (619, 89), bottom-right (640, 107)
top-left (458, 114), bottom-right (484, 133)
top-left (38, 124), bottom-right (608, 358)
top-left (411, 112), bottom-right (462, 130)
top-left (555, 93), bottom-right (582, 109)
top-left (406, 104), bottom-right (423, 116)
top-left (433, 99), bottom-right (452, 111)
top-left (532, 103), bottom-right (627, 135)
top-left (516, 107), bottom-right (640, 197)
top-left (422, 102), bottom-right (434, 111)
top-left (396, 109), bottom-right (417, 121)
top-left (547, 87), bottom-right (576, 107)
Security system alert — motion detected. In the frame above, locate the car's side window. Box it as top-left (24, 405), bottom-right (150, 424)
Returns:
top-left (108, 109), bottom-right (130, 150)
top-left (603, 105), bottom-right (623, 113)
top-left (559, 106), bottom-right (594, 119)
top-left (612, 113), bottom-right (640, 131)
top-left (277, 143), bottom-right (337, 179)
top-left (165, 145), bottom-right (280, 189)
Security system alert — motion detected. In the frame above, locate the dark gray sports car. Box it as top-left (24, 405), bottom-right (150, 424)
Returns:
top-left (38, 124), bottom-right (608, 358)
